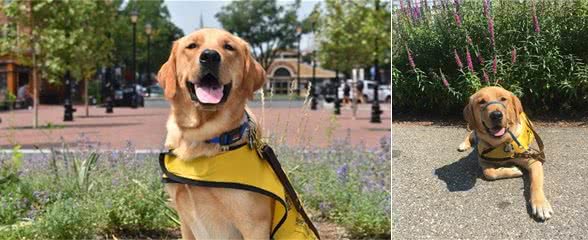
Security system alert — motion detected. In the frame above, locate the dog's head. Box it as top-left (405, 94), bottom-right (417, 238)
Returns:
top-left (464, 86), bottom-right (523, 143)
top-left (157, 28), bottom-right (266, 110)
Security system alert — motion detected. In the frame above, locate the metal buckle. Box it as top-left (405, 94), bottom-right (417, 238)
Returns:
top-left (220, 145), bottom-right (229, 151)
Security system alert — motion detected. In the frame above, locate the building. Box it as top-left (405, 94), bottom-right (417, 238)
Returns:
top-left (0, 9), bottom-right (34, 108)
top-left (265, 50), bottom-right (343, 95)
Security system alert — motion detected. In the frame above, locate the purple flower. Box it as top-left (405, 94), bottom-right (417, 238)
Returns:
top-left (466, 48), bottom-right (474, 72)
top-left (406, 46), bottom-right (416, 69)
top-left (454, 12), bottom-right (462, 27)
top-left (454, 49), bottom-right (463, 69)
top-left (400, 0), bottom-right (410, 18)
top-left (492, 55), bottom-right (497, 74)
top-left (511, 48), bottom-right (517, 64)
top-left (337, 164), bottom-right (349, 183)
top-left (532, 0), bottom-right (541, 33)
top-left (477, 51), bottom-right (485, 65)
top-left (414, 0), bottom-right (421, 19)
top-left (482, 70), bottom-right (490, 82)
top-left (440, 70), bottom-right (449, 88)
top-left (483, 0), bottom-right (490, 18)
top-left (488, 17), bottom-right (495, 47)
top-left (533, 15), bottom-right (540, 33)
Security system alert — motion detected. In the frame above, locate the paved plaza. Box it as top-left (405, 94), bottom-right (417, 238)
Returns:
top-left (0, 99), bottom-right (390, 150)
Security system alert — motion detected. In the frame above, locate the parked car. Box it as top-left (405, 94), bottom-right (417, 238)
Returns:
top-left (147, 84), bottom-right (164, 97)
top-left (114, 84), bottom-right (144, 107)
top-left (337, 80), bottom-right (391, 103)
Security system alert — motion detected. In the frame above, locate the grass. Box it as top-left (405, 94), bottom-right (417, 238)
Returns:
top-left (0, 134), bottom-right (391, 239)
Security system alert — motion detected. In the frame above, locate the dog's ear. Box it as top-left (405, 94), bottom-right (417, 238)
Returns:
top-left (463, 99), bottom-right (477, 131)
top-left (511, 93), bottom-right (524, 122)
top-left (242, 43), bottom-right (266, 99)
top-left (157, 41), bottom-right (178, 99)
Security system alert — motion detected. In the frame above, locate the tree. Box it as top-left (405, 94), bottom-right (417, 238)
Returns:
top-left (1, 0), bottom-right (183, 122)
top-left (216, 0), bottom-right (302, 70)
top-left (2, 0), bottom-right (114, 121)
top-left (112, 0), bottom-right (183, 87)
top-left (315, 0), bottom-right (391, 76)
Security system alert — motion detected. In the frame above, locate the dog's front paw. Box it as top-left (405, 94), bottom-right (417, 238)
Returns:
top-left (457, 142), bottom-right (471, 152)
top-left (531, 198), bottom-right (553, 220)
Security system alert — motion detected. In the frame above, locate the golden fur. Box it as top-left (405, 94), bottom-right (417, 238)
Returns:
top-left (458, 86), bottom-right (553, 220)
top-left (157, 28), bottom-right (272, 239)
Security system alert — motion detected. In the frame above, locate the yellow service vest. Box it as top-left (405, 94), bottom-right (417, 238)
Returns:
top-left (159, 145), bottom-right (319, 240)
top-left (478, 112), bottom-right (536, 161)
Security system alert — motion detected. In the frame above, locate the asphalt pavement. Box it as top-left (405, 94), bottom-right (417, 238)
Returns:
top-left (392, 123), bottom-right (588, 239)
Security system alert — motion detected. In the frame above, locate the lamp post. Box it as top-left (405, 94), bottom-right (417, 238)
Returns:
top-left (310, 21), bottom-right (318, 110)
top-left (145, 22), bottom-right (152, 96)
top-left (333, 68), bottom-right (341, 115)
top-left (296, 26), bottom-right (302, 96)
top-left (370, 0), bottom-right (382, 123)
top-left (104, 0), bottom-right (114, 113)
top-left (130, 9), bottom-right (138, 108)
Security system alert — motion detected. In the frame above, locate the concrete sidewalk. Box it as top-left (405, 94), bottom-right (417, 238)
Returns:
top-left (392, 123), bottom-right (588, 239)
top-left (0, 103), bottom-right (390, 150)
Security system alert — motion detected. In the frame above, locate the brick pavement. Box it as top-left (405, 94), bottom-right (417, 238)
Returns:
top-left (0, 102), bottom-right (390, 150)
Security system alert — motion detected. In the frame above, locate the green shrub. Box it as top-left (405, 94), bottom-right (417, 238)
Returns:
top-left (31, 198), bottom-right (98, 240)
top-left (103, 181), bottom-right (173, 233)
top-left (280, 140), bottom-right (391, 239)
top-left (393, 0), bottom-right (588, 116)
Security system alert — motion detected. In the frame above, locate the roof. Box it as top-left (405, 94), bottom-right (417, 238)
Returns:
top-left (267, 58), bottom-right (344, 79)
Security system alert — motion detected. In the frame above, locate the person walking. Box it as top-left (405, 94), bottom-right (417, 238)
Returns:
top-left (356, 80), bottom-right (365, 104)
top-left (343, 82), bottom-right (351, 104)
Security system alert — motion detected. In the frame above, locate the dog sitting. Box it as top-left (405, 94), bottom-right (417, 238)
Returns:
top-left (458, 86), bottom-right (553, 220)
top-left (156, 28), bottom-right (319, 239)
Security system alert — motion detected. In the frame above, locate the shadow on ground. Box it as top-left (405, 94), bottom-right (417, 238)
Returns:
top-left (4, 122), bottom-right (140, 130)
top-left (434, 150), bottom-right (482, 192)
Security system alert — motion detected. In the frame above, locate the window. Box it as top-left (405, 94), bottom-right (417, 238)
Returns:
top-left (274, 67), bottom-right (291, 77)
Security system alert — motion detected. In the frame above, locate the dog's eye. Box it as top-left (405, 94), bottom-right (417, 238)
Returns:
top-left (223, 43), bottom-right (234, 51)
top-left (478, 99), bottom-right (487, 105)
top-left (186, 43), bottom-right (198, 49)
top-left (500, 97), bottom-right (508, 101)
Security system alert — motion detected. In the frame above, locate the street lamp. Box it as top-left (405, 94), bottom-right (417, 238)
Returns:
top-left (130, 9), bottom-right (138, 108)
top-left (310, 21), bottom-right (318, 110)
top-left (296, 26), bottom-right (302, 96)
top-left (370, 0), bottom-right (382, 123)
top-left (145, 22), bottom-right (153, 96)
top-left (104, 0), bottom-right (114, 114)
top-left (333, 63), bottom-right (341, 115)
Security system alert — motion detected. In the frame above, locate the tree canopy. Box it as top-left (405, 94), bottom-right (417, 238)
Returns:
top-left (216, 0), bottom-right (303, 70)
top-left (315, 0), bottom-right (391, 76)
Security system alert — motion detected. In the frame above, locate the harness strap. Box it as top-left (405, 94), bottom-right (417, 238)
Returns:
top-left (523, 118), bottom-right (545, 162)
top-left (260, 145), bottom-right (321, 239)
top-left (481, 100), bottom-right (506, 112)
top-left (479, 116), bottom-right (545, 162)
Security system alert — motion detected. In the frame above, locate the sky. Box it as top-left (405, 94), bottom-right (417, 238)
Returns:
top-left (164, 0), bottom-right (320, 50)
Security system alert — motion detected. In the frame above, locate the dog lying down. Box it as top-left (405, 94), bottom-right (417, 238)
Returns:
top-left (458, 86), bottom-right (553, 221)
top-left (156, 28), bottom-right (320, 239)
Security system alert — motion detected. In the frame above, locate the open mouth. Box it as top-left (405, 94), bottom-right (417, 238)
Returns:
top-left (484, 122), bottom-right (506, 138)
top-left (185, 73), bottom-right (231, 105)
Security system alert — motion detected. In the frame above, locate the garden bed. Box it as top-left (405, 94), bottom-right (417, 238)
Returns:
top-left (0, 137), bottom-right (390, 239)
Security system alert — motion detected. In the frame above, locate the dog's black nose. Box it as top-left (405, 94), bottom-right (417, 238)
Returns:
top-left (200, 49), bottom-right (221, 67)
top-left (490, 111), bottom-right (503, 121)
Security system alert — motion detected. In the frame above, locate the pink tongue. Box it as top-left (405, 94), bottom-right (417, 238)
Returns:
top-left (493, 127), bottom-right (506, 137)
top-left (195, 86), bottom-right (224, 104)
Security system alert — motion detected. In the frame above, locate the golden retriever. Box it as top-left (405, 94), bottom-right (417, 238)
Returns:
top-left (157, 28), bottom-right (270, 239)
top-left (457, 86), bottom-right (553, 220)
